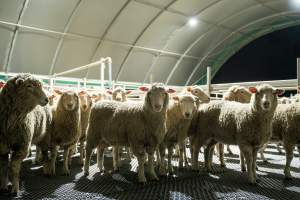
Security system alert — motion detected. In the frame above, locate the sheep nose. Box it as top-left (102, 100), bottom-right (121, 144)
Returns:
top-left (83, 105), bottom-right (87, 109)
top-left (44, 98), bottom-right (49, 104)
top-left (116, 97), bottom-right (122, 101)
top-left (68, 103), bottom-right (73, 107)
top-left (185, 113), bottom-right (190, 118)
top-left (154, 104), bottom-right (161, 109)
top-left (263, 101), bottom-right (270, 108)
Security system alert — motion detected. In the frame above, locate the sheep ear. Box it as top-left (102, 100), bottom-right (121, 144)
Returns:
top-left (15, 78), bottom-right (24, 86)
top-left (139, 86), bottom-right (149, 92)
top-left (275, 89), bottom-right (284, 96)
top-left (167, 88), bottom-right (176, 94)
top-left (0, 81), bottom-right (5, 88)
top-left (78, 90), bottom-right (86, 96)
top-left (173, 96), bottom-right (179, 101)
top-left (54, 89), bottom-right (63, 95)
top-left (126, 90), bottom-right (132, 95)
top-left (186, 86), bottom-right (192, 92)
top-left (106, 90), bottom-right (113, 95)
top-left (249, 87), bottom-right (257, 94)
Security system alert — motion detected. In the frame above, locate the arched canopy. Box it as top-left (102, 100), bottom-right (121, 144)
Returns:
top-left (0, 0), bottom-right (300, 86)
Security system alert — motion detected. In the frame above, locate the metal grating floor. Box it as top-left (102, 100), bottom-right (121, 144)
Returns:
top-left (1, 144), bottom-right (300, 200)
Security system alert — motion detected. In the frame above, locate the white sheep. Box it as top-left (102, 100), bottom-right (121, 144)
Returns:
top-left (44, 90), bottom-right (81, 176)
top-left (84, 83), bottom-right (175, 183)
top-left (218, 85), bottom-right (252, 161)
top-left (188, 84), bottom-right (283, 184)
top-left (78, 91), bottom-right (93, 165)
top-left (159, 94), bottom-right (199, 175)
top-left (185, 85), bottom-right (210, 103)
top-left (0, 74), bottom-right (50, 195)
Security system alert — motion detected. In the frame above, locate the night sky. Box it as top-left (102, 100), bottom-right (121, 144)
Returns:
top-left (212, 25), bottom-right (300, 84)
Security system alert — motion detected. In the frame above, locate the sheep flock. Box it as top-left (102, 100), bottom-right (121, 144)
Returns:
top-left (1, 73), bottom-right (300, 196)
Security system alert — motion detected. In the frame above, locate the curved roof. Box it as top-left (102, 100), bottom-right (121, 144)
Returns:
top-left (0, 0), bottom-right (300, 86)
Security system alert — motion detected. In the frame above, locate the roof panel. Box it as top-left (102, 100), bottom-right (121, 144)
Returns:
top-left (118, 50), bottom-right (155, 82)
top-left (137, 12), bottom-right (186, 50)
top-left (0, 28), bottom-right (12, 68)
top-left (22, 0), bottom-right (79, 32)
top-left (266, 0), bottom-right (300, 12)
top-left (0, 0), bottom-right (23, 23)
top-left (222, 5), bottom-right (274, 30)
top-left (69, 0), bottom-right (127, 37)
top-left (170, 0), bottom-right (219, 15)
top-left (88, 42), bottom-right (130, 80)
top-left (9, 30), bottom-right (60, 75)
top-left (188, 27), bottom-right (231, 57)
top-left (148, 55), bottom-right (178, 83)
top-left (54, 37), bottom-right (98, 77)
top-left (199, 0), bottom-right (257, 24)
top-left (168, 58), bottom-right (197, 85)
top-left (165, 20), bottom-right (212, 53)
top-left (106, 1), bottom-right (160, 44)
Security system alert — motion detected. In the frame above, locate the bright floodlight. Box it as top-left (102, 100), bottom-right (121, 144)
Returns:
top-left (188, 17), bottom-right (198, 27)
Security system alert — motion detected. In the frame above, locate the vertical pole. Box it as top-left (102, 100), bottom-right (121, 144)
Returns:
top-left (100, 61), bottom-right (105, 89)
top-left (83, 77), bottom-right (87, 89)
top-left (108, 58), bottom-right (112, 89)
top-left (49, 78), bottom-right (54, 91)
top-left (207, 66), bottom-right (211, 96)
top-left (150, 73), bottom-right (153, 84)
top-left (297, 58), bottom-right (300, 93)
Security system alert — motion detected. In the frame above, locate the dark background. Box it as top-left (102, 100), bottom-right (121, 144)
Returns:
top-left (212, 25), bottom-right (300, 84)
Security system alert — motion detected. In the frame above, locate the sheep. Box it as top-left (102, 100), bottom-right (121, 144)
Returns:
top-left (44, 90), bottom-right (81, 176)
top-left (105, 87), bottom-right (133, 167)
top-left (92, 91), bottom-right (109, 102)
top-left (84, 83), bottom-right (175, 183)
top-left (219, 85), bottom-right (252, 155)
top-left (278, 97), bottom-right (291, 104)
top-left (78, 91), bottom-right (93, 165)
top-left (185, 85), bottom-right (210, 103)
top-left (159, 94), bottom-right (199, 175)
top-left (0, 74), bottom-right (50, 195)
top-left (188, 84), bottom-right (283, 184)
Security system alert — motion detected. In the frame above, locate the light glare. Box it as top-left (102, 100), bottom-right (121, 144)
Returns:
top-left (188, 18), bottom-right (198, 27)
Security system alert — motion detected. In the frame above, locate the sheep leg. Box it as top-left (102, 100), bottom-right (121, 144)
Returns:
top-left (112, 146), bottom-right (120, 171)
top-left (79, 136), bottom-right (85, 165)
top-left (227, 145), bottom-right (233, 155)
top-left (259, 145), bottom-right (268, 163)
top-left (126, 147), bottom-right (134, 159)
top-left (158, 144), bottom-right (167, 176)
top-left (192, 144), bottom-right (200, 171)
top-left (252, 148), bottom-right (259, 183)
top-left (84, 144), bottom-right (95, 177)
top-left (240, 149), bottom-right (246, 172)
top-left (35, 146), bottom-right (43, 164)
top-left (284, 143), bottom-right (295, 180)
top-left (97, 146), bottom-right (105, 172)
top-left (0, 153), bottom-right (9, 192)
top-left (167, 146), bottom-right (174, 175)
top-left (218, 143), bottom-right (226, 168)
top-left (63, 147), bottom-right (71, 176)
top-left (147, 149), bottom-right (159, 181)
top-left (47, 146), bottom-right (58, 176)
top-left (132, 146), bottom-right (146, 183)
top-left (9, 148), bottom-right (28, 195)
top-left (178, 143), bottom-right (185, 168)
top-left (240, 146), bottom-right (255, 184)
top-left (205, 141), bottom-right (218, 173)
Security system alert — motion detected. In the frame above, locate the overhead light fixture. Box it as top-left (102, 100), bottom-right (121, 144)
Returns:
top-left (291, 0), bottom-right (300, 7)
top-left (188, 17), bottom-right (198, 27)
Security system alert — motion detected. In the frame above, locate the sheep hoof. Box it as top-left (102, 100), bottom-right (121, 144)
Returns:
top-left (256, 178), bottom-right (261, 183)
top-left (0, 188), bottom-right (9, 194)
top-left (84, 171), bottom-right (89, 177)
top-left (220, 163), bottom-right (226, 168)
top-left (241, 168), bottom-right (246, 172)
top-left (256, 166), bottom-right (258, 170)
top-left (63, 172), bottom-right (70, 176)
top-left (168, 171), bottom-right (175, 176)
top-left (138, 177), bottom-right (147, 184)
top-left (9, 192), bottom-right (18, 197)
top-left (149, 174), bottom-right (159, 181)
top-left (284, 176), bottom-right (293, 180)
top-left (249, 182), bottom-right (257, 186)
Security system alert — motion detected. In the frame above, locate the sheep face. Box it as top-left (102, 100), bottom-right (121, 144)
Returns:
top-left (187, 86), bottom-right (210, 103)
top-left (107, 87), bottom-right (131, 102)
top-left (249, 84), bottom-right (284, 111)
top-left (14, 76), bottom-right (48, 107)
top-left (60, 92), bottom-right (79, 111)
top-left (174, 95), bottom-right (198, 119)
top-left (234, 86), bottom-right (251, 103)
top-left (141, 84), bottom-right (175, 113)
top-left (79, 92), bottom-right (92, 111)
